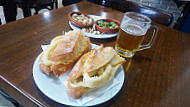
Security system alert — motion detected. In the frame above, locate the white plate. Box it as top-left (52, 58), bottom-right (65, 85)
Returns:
top-left (33, 44), bottom-right (125, 106)
top-left (69, 15), bottom-right (119, 38)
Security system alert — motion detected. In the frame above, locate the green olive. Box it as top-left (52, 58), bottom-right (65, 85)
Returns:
top-left (97, 20), bottom-right (103, 24)
top-left (97, 20), bottom-right (119, 28)
top-left (114, 25), bottom-right (119, 28)
top-left (110, 22), bottom-right (116, 25)
top-left (109, 26), bottom-right (114, 29)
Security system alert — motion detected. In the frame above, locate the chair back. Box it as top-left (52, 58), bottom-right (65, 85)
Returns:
top-left (17, 0), bottom-right (58, 16)
top-left (31, 0), bottom-right (56, 10)
top-left (106, 0), bottom-right (173, 26)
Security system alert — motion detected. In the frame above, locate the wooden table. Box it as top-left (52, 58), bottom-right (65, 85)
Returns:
top-left (0, 1), bottom-right (190, 107)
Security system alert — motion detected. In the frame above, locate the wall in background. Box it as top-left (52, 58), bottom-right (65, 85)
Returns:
top-left (126, 0), bottom-right (187, 27)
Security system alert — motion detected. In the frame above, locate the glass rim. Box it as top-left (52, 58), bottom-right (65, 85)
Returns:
top-left (124, 12), bottom-right (152, 23)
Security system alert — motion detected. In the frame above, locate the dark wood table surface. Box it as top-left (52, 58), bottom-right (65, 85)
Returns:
top-left (0, 1), bottom-right (190, 107)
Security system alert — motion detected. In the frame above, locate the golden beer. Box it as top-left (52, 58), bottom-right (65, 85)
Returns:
top-left (116, 24), bottom-right (146, 57)
top-left (115, 12), bottom-right (156, 57)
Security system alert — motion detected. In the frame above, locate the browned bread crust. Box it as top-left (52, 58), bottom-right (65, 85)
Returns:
top-left (67, 46), bottom-right (125, 99)
top-left (39, 30), bottom-right (91, 77)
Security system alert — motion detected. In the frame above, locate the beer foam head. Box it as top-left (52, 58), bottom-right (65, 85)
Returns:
top-left (121, 24), bottom-right (146, 36)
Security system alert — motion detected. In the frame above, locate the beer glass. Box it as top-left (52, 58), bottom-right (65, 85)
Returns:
top-left (115, 12), bottom-right (158, 57)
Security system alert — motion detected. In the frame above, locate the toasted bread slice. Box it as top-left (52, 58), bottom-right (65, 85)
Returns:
top-left (39, 30), bottom-right (91, 76)
top-left (67, 46), bottom-right (125, 99)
